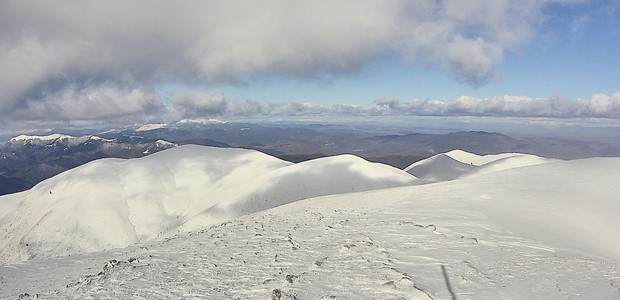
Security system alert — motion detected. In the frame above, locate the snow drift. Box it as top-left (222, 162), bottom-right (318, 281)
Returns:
top-left (0, 145), bottom-right (419, 263)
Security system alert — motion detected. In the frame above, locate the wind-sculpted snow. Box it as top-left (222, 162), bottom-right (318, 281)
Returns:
top-left (0, 145), bottom-right (419, 263)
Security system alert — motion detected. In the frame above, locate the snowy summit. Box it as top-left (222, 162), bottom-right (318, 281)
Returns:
top-left (9, 134), bottom-right (75, 142)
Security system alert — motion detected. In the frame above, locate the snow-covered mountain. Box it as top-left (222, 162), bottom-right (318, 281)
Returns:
top-left (1, 147), bottom-right (619, 299)
top-left (0, 134), bottom-right (179, 195)
top-left (8, 134), bottom-right (111, 146)
top-left (405, 149), bottom-right (554, 181)
top-left (404, 153), bottom-right (477, 181)
top-left (0, 145), bottom-right (419, 263)
top-left (135, 123), bottom-right (168, 132)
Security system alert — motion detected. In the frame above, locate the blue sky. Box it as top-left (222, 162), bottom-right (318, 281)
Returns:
top-left (0, 1), bottom-right (619, 127)
top-left (223, 1), bottom-right (620, 104)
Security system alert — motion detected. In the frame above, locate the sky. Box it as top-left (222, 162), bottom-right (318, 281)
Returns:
top-left (0, 0), bottom-right (619, 130)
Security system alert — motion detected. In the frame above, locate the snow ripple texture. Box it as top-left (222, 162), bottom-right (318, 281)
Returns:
top-left (2, 205), bottom-right (619, 299)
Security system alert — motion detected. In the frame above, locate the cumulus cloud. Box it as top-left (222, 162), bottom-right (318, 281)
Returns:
top-left (584, 93), bottom-right (620, 117)
top-left (0, 0), bottom-right (581, 119)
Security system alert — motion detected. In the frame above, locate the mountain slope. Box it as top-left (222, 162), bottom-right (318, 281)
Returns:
top-left (0, 145), bottom-right (419, 263)
top-left (404, 153), bottom-right (477, 181)
top-left (443, 149), bottom-right (519, 166)
top-left (463, 154), bottom-right (554, 177)
top-left (406, 150), bottom-right (556, 182)
top-left (1, 155), bottom-right (619, 299)
top-left (0, 134), bottom-right (179, 195)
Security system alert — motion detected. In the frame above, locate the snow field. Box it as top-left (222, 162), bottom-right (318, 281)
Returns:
top-left (2, 199), bottom-right (618, 299)
top-left (0, 145), bottom-right (419, 263)
top-left (1, 146), bottom-right (619, 298)
top-left (405, 149), bottom-right (554, 181)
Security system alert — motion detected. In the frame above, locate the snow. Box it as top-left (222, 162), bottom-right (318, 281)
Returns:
top-left (404, 153), bottom-right (477, 181)
top-left (0, 145), bottom-right (419, 263)
top-left (1, 147), bottom-right (619, 299)
top-left (8, 134), bottom-right (111, 144)
top-left (444, 149), bottom-right (520, 166)
top-left (175, 118), bottom-right (227, 125)
top-left (406, 150), bottom-right (555, 181)
top-left (463, 154), bottom-right (554, 177)
top-left (135, 123), bottom-right (168, 131)
top-left (9, 134), bottom-right (74, 142)
top-left (155, 139), bottom-right (177, 147)
top-left (0, 192), bottom-right (22, 219)
top-left (89, 135), bottom-right (112, 142)
top-left (143, 140), bottom-right (177, 154)
top-left (179, 154), bottom-right (420, 232)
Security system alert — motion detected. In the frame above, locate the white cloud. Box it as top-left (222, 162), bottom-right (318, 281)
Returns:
top-left (171, 90), bottom-right (228, 117)
top-left (0, 0), bottom-right (582, 118)
top-left (371, 93), bottom-right (620, 119)
top-left (170, 90), bottom-right (267, 118)
top-left (12, 84), bottom-right (163, 121)
top-left (584, 92), bottom-right (620, 118)
top-left (5, 86), bottom-right (620, 125)
top-left (167, 90), bottom-right (620, 120)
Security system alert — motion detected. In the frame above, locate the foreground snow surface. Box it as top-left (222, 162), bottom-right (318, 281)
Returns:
top-left (1, 154), bottom-right (620, 299)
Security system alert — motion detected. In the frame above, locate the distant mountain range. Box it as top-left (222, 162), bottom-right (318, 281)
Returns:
top-left (0, 134), bottom-right (179, 195)
top-left (1, 121), bottom-right (619, 196)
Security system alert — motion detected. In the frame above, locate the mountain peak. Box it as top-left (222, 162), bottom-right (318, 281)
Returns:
top-left (9, 134), bottom-right (75, 142)
top-left (135, 123), bottom-right (168, 132)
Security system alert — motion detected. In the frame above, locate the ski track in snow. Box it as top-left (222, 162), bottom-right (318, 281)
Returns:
top-left (2, 203), bottom-right (619, 299)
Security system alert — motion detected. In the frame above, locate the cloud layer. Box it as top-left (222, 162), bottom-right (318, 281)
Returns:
top-left (1, 0), bottom-right (581, 120)
top-left (5, 85), bottom-right (620, 123)
top-left (168, 90), bottom-right (620, 120)
top-left (373, 93), bottom-right (620, 119)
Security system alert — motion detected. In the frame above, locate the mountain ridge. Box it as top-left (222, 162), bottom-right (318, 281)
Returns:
top-left (1, 148), bottom-right (619, 299)
top-left (0, 145), bottom-right (419, 264)
top-left (3, 126), bottom-right (618, 196)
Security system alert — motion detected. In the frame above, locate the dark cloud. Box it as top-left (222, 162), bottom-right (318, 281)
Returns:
top-left (0, 0), bottom-right (583, 121)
